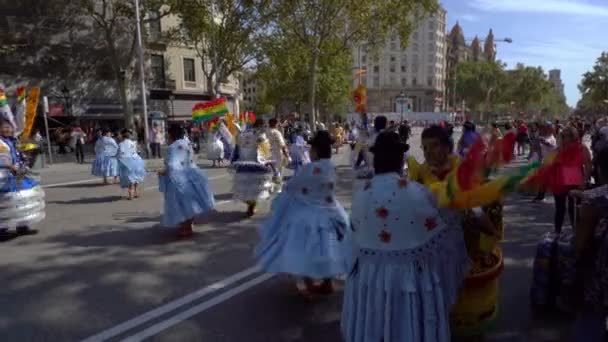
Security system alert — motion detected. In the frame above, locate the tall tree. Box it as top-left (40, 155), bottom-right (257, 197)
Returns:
top-left (578, 52), bottom-right (608, 114)
top-left (454, 61), bottom-right (505, 120)
top-left (268, 0), bottom-right (438, 130)
top-left (80, 0), bottom-right (170, 129)
top-left (256, 34), bottom-right (352, 120)
top-left (175, 0), bottom-right (267, 98)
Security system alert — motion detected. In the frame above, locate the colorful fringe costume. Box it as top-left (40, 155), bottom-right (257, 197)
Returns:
top-left (406, 131), bottom-right (538, 336)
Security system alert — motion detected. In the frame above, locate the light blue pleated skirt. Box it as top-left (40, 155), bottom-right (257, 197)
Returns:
top-left (118, 157), bottom-right (147, 188)
top-left (91, 155), bottom-right (119, 177)
top-left (159, 169), bottom-right (215, 227)
top-left (255, 192), bottom-right (352, 279)
top-left (341, 217), bottom-right (469, 342)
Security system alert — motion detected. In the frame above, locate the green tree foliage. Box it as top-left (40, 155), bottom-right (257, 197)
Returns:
top-left (174, 0), bottom-right (267, 97)
top-left (255, 35), bottom-right (351, 120)
top-left (454, 60), bottom-right (569, 121)
top-left (577, 52), bottom-right (608, 116)
top-left (79, 0), bottom-right (171, 129)
top-left (454, 61), bottom-right (505, 115)
top-left (266, 0), bottom-right (438, 129)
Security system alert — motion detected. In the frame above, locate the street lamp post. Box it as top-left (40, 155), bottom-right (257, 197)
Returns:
top-left (395, 91), bottom-right (407, 122)
top-left (61, 85), bottom-right (72, 117)
top-left (134, 0), bottom-right (150, 157)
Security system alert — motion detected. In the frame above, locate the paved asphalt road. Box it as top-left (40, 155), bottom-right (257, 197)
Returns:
top-left (2, 128), bottom-right (573, 342)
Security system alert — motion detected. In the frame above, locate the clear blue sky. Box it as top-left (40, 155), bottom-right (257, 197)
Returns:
top-left (441, 0), bottom-right (608, 107)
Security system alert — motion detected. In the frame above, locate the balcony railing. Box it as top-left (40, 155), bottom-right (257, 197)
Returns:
top-left (149, 78), bottom-right (176, 90)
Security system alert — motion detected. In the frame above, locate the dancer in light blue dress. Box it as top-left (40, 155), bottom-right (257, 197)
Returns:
top-left (91, 128), bottom-right (119, 184)
top-left (256, 131), bottom-right (350, 297)
top-left (158, 125), bottom-right (215, 238)
top-left (287, 133), bottom-right (310, 175)
top-left (342, 131), bottom-right (469, 342)
top-left (117, 129), bottom-right (146, 199)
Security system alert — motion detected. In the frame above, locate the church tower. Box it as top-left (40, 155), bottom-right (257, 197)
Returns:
top-left (484, 29), bottom-right (496, 61)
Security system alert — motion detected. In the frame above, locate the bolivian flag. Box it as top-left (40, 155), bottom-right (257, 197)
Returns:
top-left (192, 98), bottom-right (228, 123)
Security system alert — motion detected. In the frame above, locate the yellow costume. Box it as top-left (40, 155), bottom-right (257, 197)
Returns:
top-left (331, 125), bottom-right (344, 146)
top-left (407, 155), bottom-right (505, 336)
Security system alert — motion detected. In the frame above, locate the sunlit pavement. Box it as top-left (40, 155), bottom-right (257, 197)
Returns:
top-left (1, 130), bottom-right (571, 341)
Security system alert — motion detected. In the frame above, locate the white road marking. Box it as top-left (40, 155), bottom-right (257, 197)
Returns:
top-left (42, 179), bottom-right (98, 188)
top-left (80, 266), bottom-right (261, 342)
top-left (43, 174), bottom-right (227, 189)
top-left (120, 273), bottom-right (274, 341)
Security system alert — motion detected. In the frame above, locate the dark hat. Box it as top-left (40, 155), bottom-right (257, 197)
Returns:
top-left (370, 131), bottom-right (409, 156)
top-left (309, 130), bottom-right (335, 147)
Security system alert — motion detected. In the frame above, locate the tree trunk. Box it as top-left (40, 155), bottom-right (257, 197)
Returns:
top-left (206, 74), bottom-right (216, 98)
top-left (214, 71), bottom-right (222, 99)
top-left (308, 51), bottom-right (319, 132)
top-left (116, 71), bottom-right (134, 130)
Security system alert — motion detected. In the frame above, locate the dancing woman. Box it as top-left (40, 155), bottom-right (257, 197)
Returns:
top-left (117, 129), bottom-right (146, 200)
top-left (92, 128), bottom-right (119, 184)
top-left (158, 126), bottom-right (215, 238)
top-left (256, 131), bottom-right (350, 297)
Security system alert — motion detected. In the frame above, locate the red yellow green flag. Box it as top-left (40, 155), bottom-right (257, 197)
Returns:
top-left (192, 98), bottom-right (228, 123)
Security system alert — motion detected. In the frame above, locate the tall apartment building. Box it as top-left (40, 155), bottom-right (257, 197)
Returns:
top-left (548, 69), bottom-right (566, 101)
top-left (352, 8), bottom-right (448, 113)
top-left (0, 4), bottom-right (241, 125)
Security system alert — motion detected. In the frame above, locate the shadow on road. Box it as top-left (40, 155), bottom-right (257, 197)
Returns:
top-left (213, 193), bottom-right (234, 201)
top-left (54, 182), bottom-right (109, 189)
top-left (49, 195), bottom-right (123, 205)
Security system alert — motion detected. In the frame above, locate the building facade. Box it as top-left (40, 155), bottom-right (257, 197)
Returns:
top-left (352, 8), bottom-right (448, 113)
top-left (548, 69), bottom-right (566, 101)
top-left (0, 5), bottom-right (241, 127)
top-left (147, 11), bottom-right (241, 123)
top-left (240, 70), bottom-right (258, 111)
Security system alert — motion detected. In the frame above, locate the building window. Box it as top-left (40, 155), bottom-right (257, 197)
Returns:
top-left (390, 43), bottom-right (397, 51)
top-left (428, 55), bottom-right (434, 63)
top-left (149, 11), bottom-right (161, 40)
top-left (428, 32), bottom-right (434, 40)
top-left (390, 55), bottom-right (396, 62)
top-left (401, 65), bottom-right (406, 73)
top-left (389, 65), bottom-right (396, 73)
top-left (362, 76), bottom-right (367, 85)
top-left (389, 75), bottom-right (396, 85)
top-left (373, 65), bottom-right (379, 73)
top-left (428, 21), bottom-right (434, 30)
top-left (401, 78), bottom-right (407, 87)
top-left (413, 54), bottom-right (419, 62)
top-left (183, 58), bottom-right (196, 82)
top-left (427, 66), bottom-right (434, 74)
top-left (413, 43), bottom-right (419, 51)
top-left (151, 54), bottom-right (165, 85)
top-left (412, 77), bottom-right (417, 86)
top-left (427, 76), bottom-right (433, 86)
top-left (373, 76), bottom-right (380, 87)
top-left (361, 55), bottom-right (367, 63)
top-left (428, 43), bottom-right (435, 53)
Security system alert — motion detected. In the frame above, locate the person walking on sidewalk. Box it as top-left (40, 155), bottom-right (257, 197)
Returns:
top-left (150, 123), bottom-right (164, 158)
top-left (71, 126), bottom-right (87, 164)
